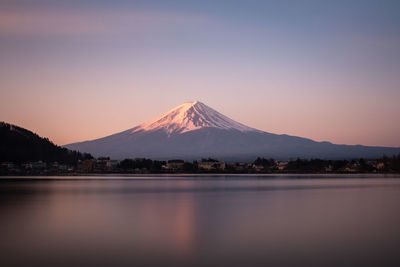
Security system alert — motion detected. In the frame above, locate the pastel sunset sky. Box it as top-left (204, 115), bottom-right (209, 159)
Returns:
top-left (1, 0), bottom-right (399, 146)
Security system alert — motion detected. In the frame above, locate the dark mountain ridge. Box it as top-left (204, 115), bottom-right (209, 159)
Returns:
top-left (0, 122), bottom-right (92, 163)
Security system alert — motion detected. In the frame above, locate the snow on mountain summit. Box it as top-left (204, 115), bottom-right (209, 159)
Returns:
top-left (132, 101), bottom-right (258, 134)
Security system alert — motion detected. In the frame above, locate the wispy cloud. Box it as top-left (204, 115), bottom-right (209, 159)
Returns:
top-left (0, 8), bottom-right (209, 36)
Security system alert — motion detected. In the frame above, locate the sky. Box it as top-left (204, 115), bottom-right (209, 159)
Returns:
top-left (0, 0), bottom-right (399, 147)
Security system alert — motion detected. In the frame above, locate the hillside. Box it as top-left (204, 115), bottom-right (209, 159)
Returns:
top-left (0, 122), bottom-right (92, 163)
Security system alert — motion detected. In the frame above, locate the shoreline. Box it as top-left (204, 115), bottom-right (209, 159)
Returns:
top-left (1, 173), bottom-right (400, 179)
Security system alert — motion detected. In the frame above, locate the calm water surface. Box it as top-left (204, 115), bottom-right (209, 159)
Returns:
top-left (1, 175), bottom-right (400, 267)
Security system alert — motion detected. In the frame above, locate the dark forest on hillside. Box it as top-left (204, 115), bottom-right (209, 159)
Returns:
top-left (0, 122), bottom-right (92, 164)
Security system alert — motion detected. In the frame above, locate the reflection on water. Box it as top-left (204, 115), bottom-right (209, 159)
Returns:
top-left (1, 176), bottom-right (400, 267)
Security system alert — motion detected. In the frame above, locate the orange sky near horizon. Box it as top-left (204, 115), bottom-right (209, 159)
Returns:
top-left (1, 1), bottom-right (399, 147)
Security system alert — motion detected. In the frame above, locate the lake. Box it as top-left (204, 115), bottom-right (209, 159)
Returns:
top-left (1, 174), bottom-right (400, 267)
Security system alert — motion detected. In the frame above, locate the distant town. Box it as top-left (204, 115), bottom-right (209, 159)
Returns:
top-left (1, 121), bottom-right (400, 176)
top-left (1, 155), bottom-right (400, 175)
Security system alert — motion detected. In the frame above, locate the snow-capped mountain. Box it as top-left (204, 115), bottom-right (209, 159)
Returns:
top-left (131, 101), bottom-right (258, 135)
top-left (65, 101), bottom-right (400, 160)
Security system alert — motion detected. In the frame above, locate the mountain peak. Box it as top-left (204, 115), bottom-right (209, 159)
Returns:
top-left (65, 103), bottom-right (400, 160)
top-left (132, 101), bottom-right (257, 135)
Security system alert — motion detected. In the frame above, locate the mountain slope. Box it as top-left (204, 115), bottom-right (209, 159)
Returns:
top-left (65, 101), bottom-right (400, 160)
top-left (0, 122), bottom-right (93, 163)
